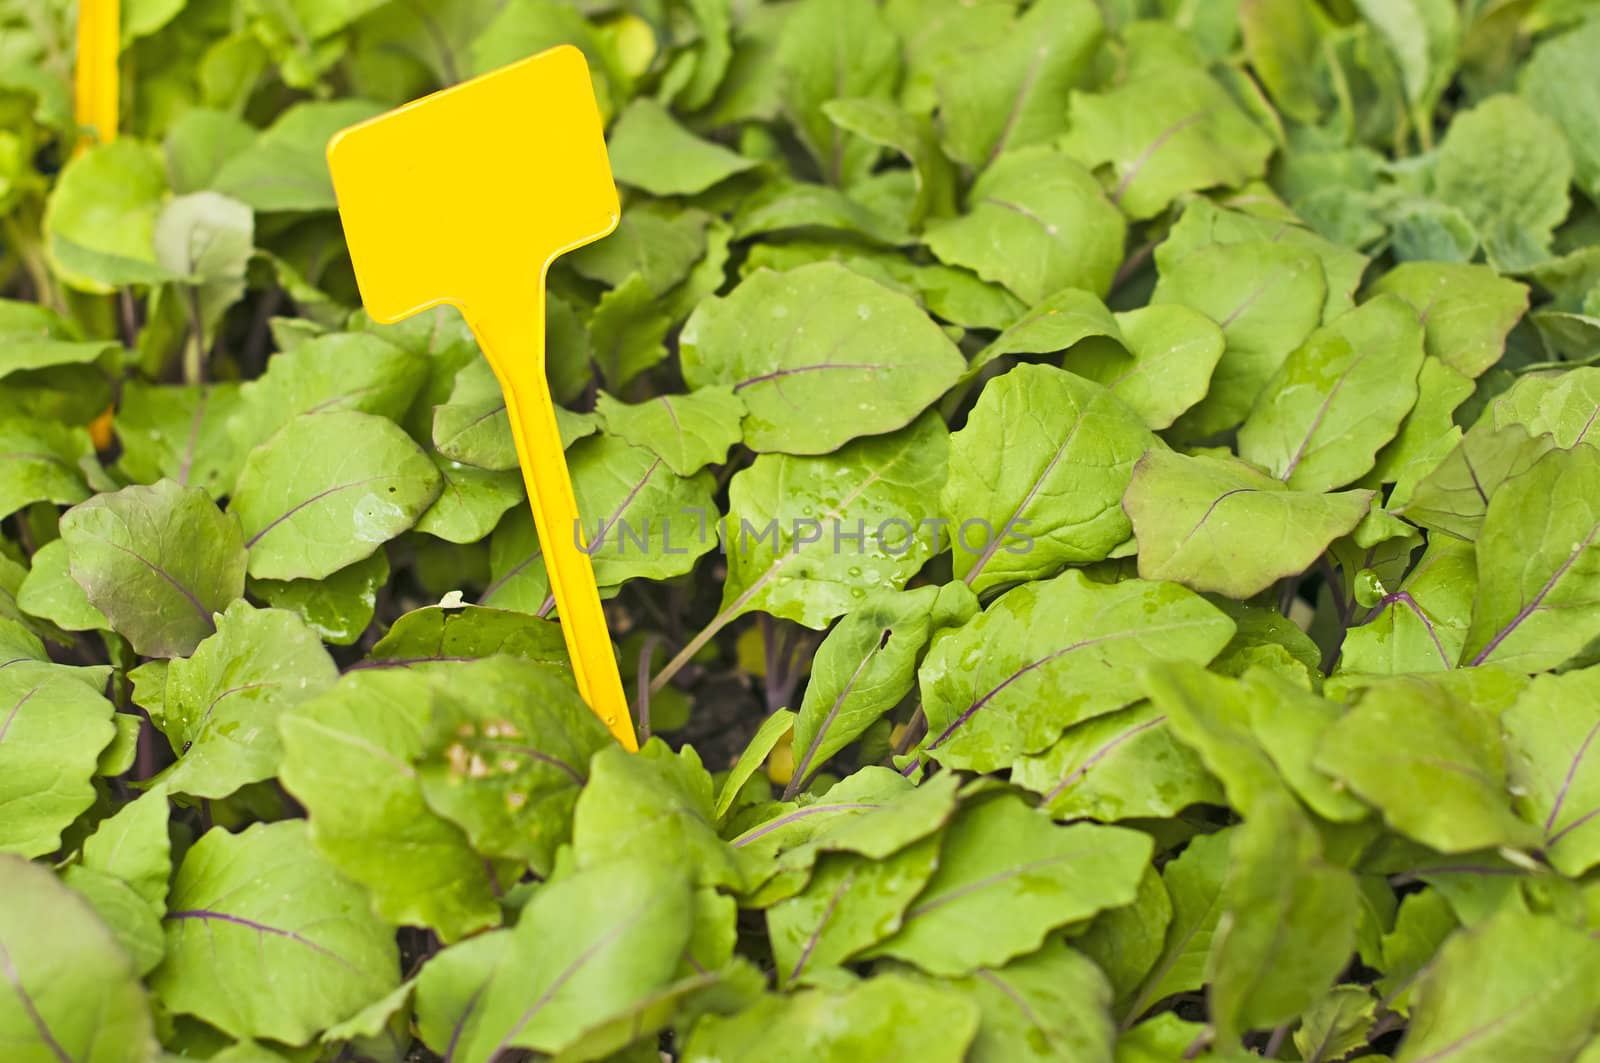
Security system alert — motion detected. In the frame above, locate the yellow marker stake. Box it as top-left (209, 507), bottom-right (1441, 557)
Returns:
top-left (76, 1), bottom-right (119, 444)
top-left (74, 0), bottom-right (120, 148)
top-left (327, 47), bottom-right (637, 750)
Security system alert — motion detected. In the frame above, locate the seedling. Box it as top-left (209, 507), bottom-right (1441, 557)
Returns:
top-left (327, 47), bottom-right (636, 749)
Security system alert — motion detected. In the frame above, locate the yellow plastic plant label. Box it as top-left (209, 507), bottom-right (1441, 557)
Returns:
top-left (76, 0), bottom-right (119, 440)
top-left (75, 0), bottom-right (119, 148)
top-left (326, 46), bottom-right (636, 750)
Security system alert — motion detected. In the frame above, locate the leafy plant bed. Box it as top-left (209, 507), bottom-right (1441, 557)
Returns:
top-left (4, 0), bottom-right (1600, 1060)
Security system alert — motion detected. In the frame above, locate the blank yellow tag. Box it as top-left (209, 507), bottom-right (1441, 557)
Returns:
top-left (75, 0), bottom-right (119, 442)
top-left (75, 0), bottom-right (119, 149)
top-left (327, 46), bottom-right (636, 750)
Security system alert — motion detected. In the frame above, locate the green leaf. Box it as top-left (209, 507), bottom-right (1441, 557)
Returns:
top-left (865, 794), bottom-right (1148, 975)
top-left (1012, 700), bottom-right (1223, 821)
top-left (416, 657), bottom-right (611, 874)
top-left (1396, 907), bottom-right (1600, 1063)
top-left (1116, 1014), bottom-right (1209, 1062)
top-left (818, 254), bottom-right (1021, 331)
top-left (1462, 445), bottom-right (1600, 671)
top-left (211, 100), bottom-right (385, 212)
top-left (1390, 200), bottom-right (1479, 263)
top-left (1502, 668), bottom-right (1600, 877)
top-left (152, 820), bottom-right (399, 1045)
top-left (230, 411), bottom-right (442, 581)
top-left (1121, 829), bottom-right (1231, 1024)
top-left (18, 538), bottom-right (109, 631)
top-left (0, 854), bottom-right (156, 1062)
top-left (1520, 18), bottom-right (1600, 206)
top-left (734, 178), bottom-right (911, 246)
top-left (1239, 0), bottom-right (1331, 123)
top-left (945, 365), bottom-right (1154, 592)
top-left (413, 931), bottom-right (510, 1056)
top-left (413, 453), bottom-right (523, 545)
top-left (1365, 262), bottom-right (1528, 379)
top-left (1063, 65), bottom-right (1274, 221)
top-left (42, 140), bottom-right (170, 292)
top-left (370, 604), bottom-right (569, 668)
top-left (935, 941), bottom-right (1115, 1063)
top-left (1228, 672), bottom-right (1369, 819)
top-left (1074, 866), bottom-right (1173, 1013)
top-left (588, 272), bottom-right (674, 389)
top-left (1314, 674), bottom-right (1538, 853)
top-left (81, 785), bottom-right (173, 911)
top-left (318, 977), bottom-right (413, 1052)
top-left (96, 714), bottom-right (141, 778)
top-left (594, 387), bottom-right (744, 477)
top-left (573, 743), bottom-right (743, 891)
top-left (568, 205), bottom-right (710, 298)
top-left (1142, 664), bottom-right (1292, 815)
top-left (549, 963), bottom-right (765, 1063)
top-left (251, 549), bottom-right (388, 647)
top-left (60, 479), bottom-right (247, 658)
top-left (450, 859), bottom-right (694, 1061)
top-left (280, 667), bottom-right (505, 940)
top-left (164, 108), bottom-right (257, 194)
top-left (1153, 211), bottom-right (1354, 437)
top-left (1354, 0), bottom-right (1457, 122)
top-left (682, 974), bottom-right (980, 1062)
top-left (789, 585), bottom-right (961, 794)
top-left (1155, 237), bottom-right (1331, 437)
top-left (1340, 538), bottom-right (1475, 676)
top-left (228, 332), bottom-right (428, 456)
top-left (886, 0), bottom-right (1013, 114)
top-left (719, 412), bottom-right (948, 629)
top-left (570, 433), bottom-right (719, 589)
top-left (608, 98), bottom-right (756, 196)
top-left (156, 602), bottom-right (338, 799)
top-left (1367, 358), bottom-right (1477, 492)
top-left (1484, 367), bottom-right (1600, 450)
top-left (0, 419), bottom-right (94, 519)
top-left (481, 510), bottom-right (552, 612)
top-left (934, 0), bottom-right (1102, 168)
top-left (716, 709), bottom-right (796, 821)
top-left (1378, 889), bottom-right (1457, 1014)
top-left (919, 570), bottom-right (1235, 772)
top-left (970, 287), bottom-right (1121, 373)
top-left (432, 356), bottom-right (520, 471)
top-left (354, 305), bottom-right (495, 424)
top-left (925, 148), bottom-right (1126, 304)
top-left (153, 192), bottom-right (253, 338)
top-left (1432, 95), bottom-right (1572, 273)
top-left (1209, 598), bottom-right (1325, 683)
top-left (680, 263), bottom-right (964, 455)
top-left (61, 865), bottom-right (166, 977)
top-left (115, 382), bottom-right (243, 498)
top-left (0, 663), bottom-right (116, 856)
top-left (775, 0), bottom-right (900, 187)
top-left (1208, 798), bottom-right (1360, 1045)
top-left (1238, 295), bottom-right (1426, 492)
top-left (1060, 304), bottom-right (1226, 431)
top-left (823, 98), bottom-right (955, 227)
top-left (1400, 423), bottom-right (1555, 542)
top-left (1295, 989), bottom-right (1376, 1061)
top-left (463, 0), bottom-right (615, 86)
top-left (1123, 449), bottom-right (1374, 600)
top-left (0, 300), bottom-right (116, 379)
top-left (767, 836), bottom-right (940, 987)
top-left (749, 773), bottom-right (964, 904)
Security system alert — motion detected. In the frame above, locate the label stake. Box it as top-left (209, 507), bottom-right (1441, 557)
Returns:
top-left (328, 47), bottom-right (637, 749)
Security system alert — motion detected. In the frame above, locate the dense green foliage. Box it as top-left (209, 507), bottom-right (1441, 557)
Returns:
top-left (4, 0), bottom-right (1600, 1060)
